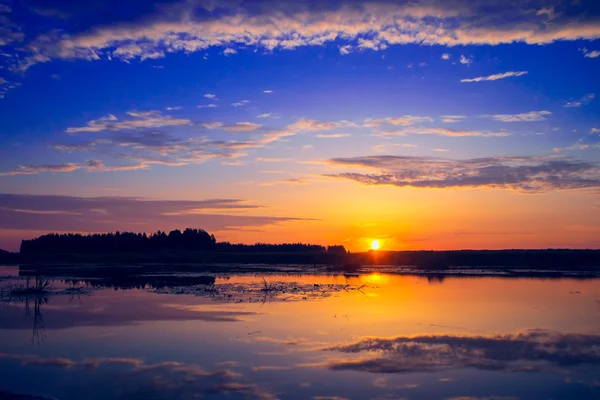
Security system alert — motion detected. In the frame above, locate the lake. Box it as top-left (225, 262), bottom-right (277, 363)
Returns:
top-left (1, 265), bottom-right (599, 400)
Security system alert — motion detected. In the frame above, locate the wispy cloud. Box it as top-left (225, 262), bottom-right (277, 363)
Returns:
top-left (288, 119), bottom-right (357, 132)
top-left (222, 122), bottom-right (261, 132)
top-left (315, 133), bottom-right (351, 139)
top-left (580, 48), bottom-right (600, 58)
top-left (441, 53), bottom-right (451, 60)
top-left (0, 194), bottom-right (306, 233)
top-left (232, 100), bottom-right (250, 107)
top-left (165, 106), bottom-right (182, 111)
top-left (375, 128), bottom-right (510, 137)
top-left (339, 45), bottom-right (353, 55)
top-left (364, 116), bottom-right (433, 127)
top-left (563, 93), bottom-right (595, 108)
top-left (591, 128), bottom-right (600, 134)
top-left (459, 55), bottom-right (473, 65)
top-left (263, 90), bottom-right (273, 94)
top-left (257, 113), bottom-right (272, 118)
top-left (491, 111), bottom-right (551, 122)
top-left (204, 94), bottom-right (217, 99)
top-left (323, 155), bottom-right (600, 192)
top-left (223, 48), bottom-right (237, 56)
top-left (461, 71), bottom-right (528, 83)
top-left (66, 111), bottom-right (190, 133)
top-left (441, 115), bottom-right (467, 123)
top-left (197, 104), bottom-right (218, 108)
top-left (0, 160), bottom-right (146, 176)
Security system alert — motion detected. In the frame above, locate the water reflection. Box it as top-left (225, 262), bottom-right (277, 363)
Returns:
top-left (0, 267), bottom-right (599, 399)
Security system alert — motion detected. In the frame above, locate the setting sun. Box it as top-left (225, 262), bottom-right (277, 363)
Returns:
top-left (371, 240), bottom-right (381, 250)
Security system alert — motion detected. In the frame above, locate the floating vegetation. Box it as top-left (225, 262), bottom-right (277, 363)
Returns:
top-left (150, 275), bottom-right (373, 304)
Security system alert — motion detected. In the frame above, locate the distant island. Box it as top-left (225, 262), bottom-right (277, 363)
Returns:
top-left (1, 228), bottom-right (599, 270)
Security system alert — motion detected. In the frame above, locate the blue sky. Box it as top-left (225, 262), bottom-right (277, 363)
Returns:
top-left (0, 0), bottom-right (599, 251)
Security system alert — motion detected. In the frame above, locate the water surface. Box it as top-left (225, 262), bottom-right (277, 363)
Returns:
top-left (1, 266), bottom-right (599, 399)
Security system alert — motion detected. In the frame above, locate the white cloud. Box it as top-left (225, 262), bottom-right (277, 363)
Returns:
top-left (441, 115), bottom-right (467, 123)
top-left (563, 93), bottom-right (595, 108)
top-left (204, 94), bottom-right (217, 99)
top-left (197, 104), bottom-right (217, 108)
top-left (263, 90), bottom-right (273, 93)
top-left (591, 128), bottom-right (600, 134)
top-left (66, 111), bottom-right (190, 133)
top-left (459, 55), bottom-right (473, 65)
top-left (232, 100), bottom-right (250, 107)
top-left (441, 53), bottom-right (451, 60)
top-left (257, 113), bottom-right (272, 118)
top-left (339, 45), bottom-right (353, 55)
top-left (491, 111), bottom-right (551, 122)
top-left (223, 48), bottom-right (237, 56)
top-left (165, 106), bottom-right (182, 111)
top-left (13, 2), bottom-right (600, 71)
top-left (461, 71), bottom-right (528, 83)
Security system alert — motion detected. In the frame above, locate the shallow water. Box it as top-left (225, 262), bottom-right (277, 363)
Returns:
top-left (1, 266), bottom-right (599, 400)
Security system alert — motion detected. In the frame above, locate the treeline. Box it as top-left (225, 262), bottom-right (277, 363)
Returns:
top-left (19, 229), bottom-right (347, 256)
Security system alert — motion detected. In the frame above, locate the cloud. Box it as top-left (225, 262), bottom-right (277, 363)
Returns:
top-left (591, 128), bottom-right (600, 134)
top-left (375, 128), bottom-right (510, 137)
top-left (339, 44), bottom-right (353, 55)
top-left (563, 93), bottom-right (595, 108)
top-left (581, 48), bottom-right (600, 58)
top-left (165, 106), bottom-right (182, 110)
top-left (491, 111), bottom-right (551, 122)
top-left (66, 111), bottom-right (190, 133)
top-left (202, 122), bottom-right (224, 129)
top-left (0, 160), bottom-right (146, 176)
top-left (222, 122), bottom-right (261, 132)
top-left (364, 116), bottom-right (433, 127)
top-left (223, 47), bottom-right (237, 56)
top-left (322, 155), bottom-right (600, 193)
top-left (257, 113), bottom-right (272, 118)
top-left (441, 115), bottom-right (466, 123)
top-left (461, 71), bottom-right (528, 83)
top-left (198, 104), bottom-right (218, 108)
top-left (11, 1), bottom-right (600, 71)
top-left (204, 93), bottom-right (217, 99)
top-left (315, 133), bottom-right (351, 139)
top-left (0, 194), bottom-right (305, 233)
top-left (441, 53), bottom-right (451, 60)
top-left (320, 329), bottom-right (600, 374)
top-left (263, 90), bottom-right (273, 93)
top-left (288, 119), bottom-right (357, 132)
top-left (459, 55), bottom-right (473, 65)
top-left (232, 100), bottom-right (250, 107)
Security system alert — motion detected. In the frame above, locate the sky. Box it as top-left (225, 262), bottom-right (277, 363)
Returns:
top-left (0, 0), bottom-right (599, 252)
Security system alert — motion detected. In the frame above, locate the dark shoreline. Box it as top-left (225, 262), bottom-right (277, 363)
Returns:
top-left (3, 249), bottom-right (600, 270)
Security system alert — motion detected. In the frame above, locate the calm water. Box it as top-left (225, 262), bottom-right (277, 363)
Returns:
top-left (1, 265), bottom-right (599, 400)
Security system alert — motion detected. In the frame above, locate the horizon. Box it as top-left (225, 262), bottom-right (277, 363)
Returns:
top-left (1, 0), bottom-right (600, 252)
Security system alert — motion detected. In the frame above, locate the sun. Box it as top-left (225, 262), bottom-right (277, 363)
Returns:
top-left (371, 240), bottom-right (381, 250)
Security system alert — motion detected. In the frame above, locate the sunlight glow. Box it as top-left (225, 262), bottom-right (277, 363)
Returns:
top-left (371, 240), bottom-right (381, 250)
